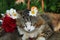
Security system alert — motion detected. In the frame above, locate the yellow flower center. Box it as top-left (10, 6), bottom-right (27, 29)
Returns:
top-left (31, 11), bottom-right (35, 14)
top-left (13, 13), bottom-right (17, 16)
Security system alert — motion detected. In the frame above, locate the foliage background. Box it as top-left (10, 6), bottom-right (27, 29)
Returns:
top-left (0, 0), bottom-right (60, 13)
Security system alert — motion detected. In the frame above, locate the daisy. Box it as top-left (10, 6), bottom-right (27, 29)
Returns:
top-left (9, 8), bottom-right (18, 19)
top-left (29, 11), bottom-right (37, 16)
top-left (29, 6), bottom-right (38, 16)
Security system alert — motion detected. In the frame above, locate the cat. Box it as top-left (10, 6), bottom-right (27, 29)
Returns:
top-left (41, 13), bottom-right (60, 32)
top-left (16, 10), bottom-right (53, 40)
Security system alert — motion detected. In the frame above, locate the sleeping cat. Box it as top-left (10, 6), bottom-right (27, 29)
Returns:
top-left (16, 9), bottom-right (53, 40)
top-left (41, 13), bottom-right (60, 32)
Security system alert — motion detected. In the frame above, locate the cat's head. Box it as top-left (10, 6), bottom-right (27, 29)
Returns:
top-left (16, 9), bottom-right (44, 32)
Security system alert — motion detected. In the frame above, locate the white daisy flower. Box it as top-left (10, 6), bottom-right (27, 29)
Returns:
top-left (29, 11), bottom-right (37, 16)
top-left (9, 8), bottom-right (18, 19)
top-left (29, 6), bottom-right (38, 16)
top-left (6, 8), bottom-right (18, 19)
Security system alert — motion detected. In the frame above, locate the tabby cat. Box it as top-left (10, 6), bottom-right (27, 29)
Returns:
top-left (16, 10), bottom-right (53, 40)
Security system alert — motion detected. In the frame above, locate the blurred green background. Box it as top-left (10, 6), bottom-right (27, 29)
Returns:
top-left (0, 0), bottom-right (60, 13)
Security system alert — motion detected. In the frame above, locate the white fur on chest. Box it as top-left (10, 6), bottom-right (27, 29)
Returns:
top-left (17, 25), bottom-right (45, 38)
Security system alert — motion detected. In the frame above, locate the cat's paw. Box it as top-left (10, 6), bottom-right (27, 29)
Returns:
top-left (36, 37), bottom-right (46, 40)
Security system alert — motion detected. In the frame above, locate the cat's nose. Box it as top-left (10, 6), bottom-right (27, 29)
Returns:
top-left (28, 29), bottom-right (30, 31)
